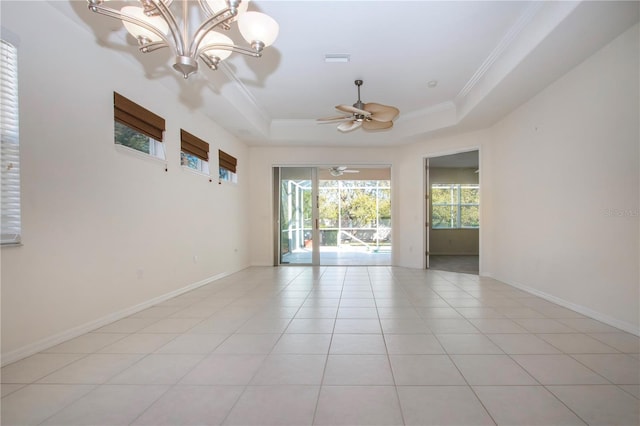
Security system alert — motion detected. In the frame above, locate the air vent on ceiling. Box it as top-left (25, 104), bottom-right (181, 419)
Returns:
top-left (324, 54), bottom-right (350, 63)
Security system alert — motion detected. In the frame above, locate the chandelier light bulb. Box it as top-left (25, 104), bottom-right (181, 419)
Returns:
top-left (120, 6), bottom-right (168, 42)
top-left (238, 11), bottom-right (279, 48)
top-left (201, 31), bottom-right (234, 61)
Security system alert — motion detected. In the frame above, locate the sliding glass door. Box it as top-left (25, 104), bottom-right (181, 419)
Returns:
top-left (318, 178), bottom-right (391, 265)
top-left (274, 166), bottom-right (391, 266)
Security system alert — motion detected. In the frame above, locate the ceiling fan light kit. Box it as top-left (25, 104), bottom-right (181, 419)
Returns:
top-left (86, 0), bottom-right (279, 79)
top-left (318, 79), bottom-right (399, 133)
top-left (329, 166), bottom-right (360, 177)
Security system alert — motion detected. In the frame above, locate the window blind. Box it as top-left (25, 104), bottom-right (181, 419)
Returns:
top-left (219, 150), bottom-right (237, 173)
top-left (1, 39), bottom-right (21, 244)
top-left (180, 129), bottom-right (209, 161)
top-left (113, 92), bottom-right (165, 141)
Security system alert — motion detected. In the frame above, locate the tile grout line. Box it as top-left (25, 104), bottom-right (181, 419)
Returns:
top-left (14, 279), bottom-right (244, 425)
top-left (376, 266), bottom-right (408, 426)
top-left (310, 266), bottom-right (345, 426)
top-left (217, 266), bottom-right (313, 426)
top-left (31, 383), bottom-right (100, 426)
top-left (435, 321), bottom-right (499, 425)
top-left (4, 266), bottom-right (639, 425)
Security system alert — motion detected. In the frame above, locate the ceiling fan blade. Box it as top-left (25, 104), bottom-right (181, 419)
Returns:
top-left (342, 170), bottom-right (360, 173)
top-left (335, 104), bottom-right (371, 116)
top-left (364, 102), bottom-right (400, 122)
top-left (317, 115), bottom-right (352, 122)
top-left (362, 120), bottom-right (393, 131)
top-left (337, 120), bottom-right (362, 133)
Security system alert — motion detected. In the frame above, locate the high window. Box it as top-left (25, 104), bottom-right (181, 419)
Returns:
top-left (431, 183), bottom-right (479, 229)
top-left (1, 39), bottom-right (21, 245)
top-left (218, 149), bottom-right (237, 183)
top-left (113, 92), bottom-right (165, 160)
top-left (180, 129), bottom-right (210, 174)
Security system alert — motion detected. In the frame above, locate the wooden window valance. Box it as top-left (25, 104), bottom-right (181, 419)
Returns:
top-left (180, 129), bottom-right (209, 161)
top-left (113, 92), bottom-right (165, 141)
top-left (219, 150), bottom-right (237, 173)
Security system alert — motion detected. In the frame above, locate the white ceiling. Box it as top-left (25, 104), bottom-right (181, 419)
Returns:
top-left (56, 0), bottom-right (639, 147)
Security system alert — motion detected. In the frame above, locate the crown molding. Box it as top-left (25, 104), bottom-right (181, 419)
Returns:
top-left (219, 61), bottom-right (273, 138)
top-left (456, 1), bottom-right (581, 122)
top-left (457, 1), bottom-right (545, 100)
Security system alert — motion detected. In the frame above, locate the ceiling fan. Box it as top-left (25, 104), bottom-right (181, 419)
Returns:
top-left (329, 166), bottom-right (359, 177)
top-left (317, 80), bottom-right (400, 133)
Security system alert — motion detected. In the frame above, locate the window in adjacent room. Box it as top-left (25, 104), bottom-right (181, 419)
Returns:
top-left (113, 92), bottom-right (165, 160)
top-left (431, 183), bottom-right (479, 229)
top-left (1, 38), bottom-right (21, 245)
top-left (180, 129), bottom-right (210, 174)
top-left (219, 149), bottom-right (237, 183)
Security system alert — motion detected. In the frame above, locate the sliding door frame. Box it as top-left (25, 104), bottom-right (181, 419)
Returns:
top-left (273, 167), bottom-right (319, 265)
top-left (274, 165), bottom-right (392, 267)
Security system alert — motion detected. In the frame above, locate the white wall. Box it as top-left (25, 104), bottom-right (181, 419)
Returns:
top-left (248, 135), bottom-right (491, 270)
top-left (247, 135), bottom-right (490, 270)
top-left (483, 23), bottom-right (639, 333)
top-left (1, 2), bottom-right (251, 362)
top-left (429, 168), bottom-right (479, 185)
top-left (430, 230), bottom-right (479, 255)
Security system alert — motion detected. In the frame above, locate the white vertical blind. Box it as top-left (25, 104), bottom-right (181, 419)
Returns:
top-left (1, 39), bottom-right (21, 244)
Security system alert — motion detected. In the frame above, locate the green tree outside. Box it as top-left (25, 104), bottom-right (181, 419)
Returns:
top-left (114, 121), bottom-right (150, 153)
top-left (431, 184), bottom-right (479, 228)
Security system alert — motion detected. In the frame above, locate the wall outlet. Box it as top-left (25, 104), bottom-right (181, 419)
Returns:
top-left (136, 268), bottom-right (144, 279)
top-left (193, 255), bottom-right (199, 263)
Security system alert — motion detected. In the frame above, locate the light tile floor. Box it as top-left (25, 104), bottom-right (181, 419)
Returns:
top-left (2, 266), bottom-right (639, 425)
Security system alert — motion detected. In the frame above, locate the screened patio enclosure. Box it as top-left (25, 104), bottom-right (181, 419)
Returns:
top-left (275, 167), bottom-right (392, 266)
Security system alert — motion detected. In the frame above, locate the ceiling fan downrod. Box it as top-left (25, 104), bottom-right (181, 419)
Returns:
top-left (353, 79), bottom-right (365, 112)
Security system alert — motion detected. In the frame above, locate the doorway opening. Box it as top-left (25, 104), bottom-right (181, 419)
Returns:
top-left (425, 151), bottom-right (479, 274)
top-left (274, 166), bottom-right (392, 266)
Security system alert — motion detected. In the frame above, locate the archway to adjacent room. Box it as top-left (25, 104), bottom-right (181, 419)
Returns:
top-left (425, 151), bottom-right (480, 274)
top-left (273, 166), bottom-right (392, 266)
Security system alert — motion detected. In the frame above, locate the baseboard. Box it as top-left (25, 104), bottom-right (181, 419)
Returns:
top-left (484, 273), bottom-right (640, 337)
top-left (431, 253), bottom-right (479, 256)
top-left (1, 271), bottom-right (233, 366)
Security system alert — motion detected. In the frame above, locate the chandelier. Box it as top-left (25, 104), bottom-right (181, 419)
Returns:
top-left (87, 0), bottom-right (279, 79)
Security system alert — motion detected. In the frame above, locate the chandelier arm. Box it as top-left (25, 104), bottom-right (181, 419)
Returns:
top-left (199, 53), bottom-right (216, 69)
top-left (136, 41), bottom-right (168, 53)
top-left (88, 2), bottom-right (172, 50)
top-left (189, 9), bottom-right (238, 56)
top-left (149, 0), bottom-right (186, 56)
top-left (196, 43), bottom-right (261, 59)
top-left (197, 0), bottom-right (218, 18)
top-left (198, 0), bottom-right (234, 30)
